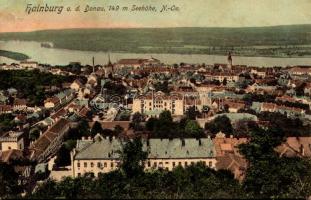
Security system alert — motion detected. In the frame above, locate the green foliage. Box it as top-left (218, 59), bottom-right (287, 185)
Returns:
top-left (0, 70), bottom-right (75, 106)
top-left (185, 106), bottom-right (199, 120)
top-left (154, 81), bottom-right (170, 93)
top-left (0, 163), bottom-right (21, 199)
top-left (239, 125), bottom-right (311, 198)
top-left (29, 128), bottom-right (40, 141)
top-left (0, 50), bottom-right (29, 60)
top-left (258, 112), bottom-right (310, 136)
top-left (130, 112), bottom-right (144, 131)
top-left (205, 115), bottom-right (233, 135)
top-left (91, 121), bottom-right (103, 136)
top-left (30, 163), bottom-right (243, 199)
top-left (120, 137), bottom-right (148, 178)
top-left (184, 120), bottom-right (204, 137)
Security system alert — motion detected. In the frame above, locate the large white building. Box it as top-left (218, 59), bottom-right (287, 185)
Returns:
top-left (132, 91), bottom-right (184, 117)
top-left (71, 135), bottom-right (216, 177)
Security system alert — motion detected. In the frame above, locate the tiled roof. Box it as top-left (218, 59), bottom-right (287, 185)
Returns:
top-left (74, 137), bottom-right (215, 160)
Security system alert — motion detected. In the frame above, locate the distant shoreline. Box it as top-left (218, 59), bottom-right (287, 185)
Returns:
top-left (0, 50), bottom-right (30, 61)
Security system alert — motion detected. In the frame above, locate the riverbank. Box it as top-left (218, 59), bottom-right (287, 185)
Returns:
top-left (2, 25), bottom-right (311, 58)
top-left (0, 50), bottom-right (29, 61)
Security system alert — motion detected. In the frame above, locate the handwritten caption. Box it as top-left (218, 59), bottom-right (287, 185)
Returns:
top-left (25, 4), bottom-right (180, 15)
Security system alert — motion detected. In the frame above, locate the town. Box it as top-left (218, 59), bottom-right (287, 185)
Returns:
top-left (0, 53), bottom-right (311, 198)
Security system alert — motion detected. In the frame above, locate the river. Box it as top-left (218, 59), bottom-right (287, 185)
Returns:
top-left (1, 40), bottom-right (311, 67)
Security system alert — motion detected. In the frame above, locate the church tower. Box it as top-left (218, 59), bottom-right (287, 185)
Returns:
top-left (227, 52), bottom-right (232, 70)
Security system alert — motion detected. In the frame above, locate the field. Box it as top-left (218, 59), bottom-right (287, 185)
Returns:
top-left (1, 24), bottom-right (311, 57)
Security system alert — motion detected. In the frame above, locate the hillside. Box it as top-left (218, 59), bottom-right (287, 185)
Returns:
top-left (1, 25), bottom-right (311, 56)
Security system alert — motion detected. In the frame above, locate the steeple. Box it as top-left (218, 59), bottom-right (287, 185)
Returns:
top-left (92, 56), bottom-right (95, 73)
top-left (107, 53), bottom-right (112, 66)
top-left (227, 52), bottom-right (232, 70)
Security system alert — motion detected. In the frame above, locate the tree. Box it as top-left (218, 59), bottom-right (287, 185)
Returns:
top-left (120, 137), bottom-right (148, 178)
top-left (185, 106), bottom-right (199, 120)
top-left (222, 78), bottom-right (227, 86)
top-left (145, 117), bottom-right (157, 131)
top-left (131, 112), bottom-right (144, 131)
top-left (158, 110), bottom-right (172, 123)
top-left (29, 128), bottom-right (40, 141)
top-left (0, 163), bottom-right (20, 198)
top-left (238, 125), bottom-right (311, 198)
top-left (184, 120), bottom-right (204, 137)
top-left (91, 121), bottom-right (103, 136)
top-left (205, 115), bottom-right (233, 135)
top-left (114, 125), bottom-right (124, 135)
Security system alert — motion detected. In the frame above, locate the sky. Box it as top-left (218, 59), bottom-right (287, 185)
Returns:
top-left (0, 0), bottom-right (311, 32)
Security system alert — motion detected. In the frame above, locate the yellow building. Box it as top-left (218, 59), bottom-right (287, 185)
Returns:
top-left (0, 131), bottom-right (24, 151)
top-left (132, 91), bottom-right (184, 117)
top-left (71, 134), bottom-right (216, 177)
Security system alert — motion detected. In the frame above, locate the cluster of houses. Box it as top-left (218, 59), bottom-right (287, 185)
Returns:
top-left (1, 53), bottom-right (311, 189)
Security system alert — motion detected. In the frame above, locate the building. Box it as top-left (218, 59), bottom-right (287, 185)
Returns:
top-left (20, 61), bottom-right (39, 70)
top-left (132, 91), bottom-right (184, 117)
top-left (213, 131), bottom-right (248, 181)
top-left (0, 131), bottom-right (24, 151)
top-left (116, 57), bottom-right (160, 69)
top-left (70, 80), bottom-right (84, 91)
top-left (30, 118), bottom-right (71, 162)
top-left (276, 137), bottom-right (311, 157)
top-left (71, 135), bottom-right (216, 177)
top-left (44, 97), bottom-right (60, 109)
top-left (13, 98), bottom-right (27, 111)
top-left (0, 105), bottom-right (12, 114)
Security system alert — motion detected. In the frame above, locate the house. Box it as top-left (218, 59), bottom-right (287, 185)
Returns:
top-left (44, 97), bottom-right (61, 109)
top-left (213, 131), bottom-right (248, 181)
top-left (0, 105), bottom-right (12, 114)
top-left (70, 79), bottom-right (84, 91)
top-left (222, 100), bottom-right (246, 113)
top-left (132, 91), bottom-right (184, 117)
top-left (288, 66), bottom-right (311, 76)
top-left (13, 98), bottom-right (27, 111)
top-left (71, 135), bottom-right (216, 177)
top-left (276, 137), bottom-right (311, 158)
top-left (0, 131), bottom-right (24, 151)
top-left (20, 61), bottom-right (39, 70)
top-left (30, 118), bottom-right (71, 162)
top-left (116, 58), bottom-right (160, 69)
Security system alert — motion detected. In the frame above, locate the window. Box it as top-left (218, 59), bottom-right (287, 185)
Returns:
top-left (165, 162), bottom-right (169, 165)
top-left (77, 173), bottom-right (81, 177)
top-left (148, 161), bottom-right (151, 167)
top-left (178, 162), bottom-right (182, 166)
top-left (97, 162), bottom-right (101, 168)
top-left (172, 162), bottom-right (176, 167)
top-left (209, 161), bottom-right (213, 167)
top-left (84, 162), bottom-right (87, 168)
top-left (185, 162), bottom-right (188, 166)
top-left (111, 162), bottom-right (114, 168)
top-left (154, 162), bottom-right (157, 167)
top-left (91, 162), bottom-right (94, 168)
top-left (191, 161), bottom-right (194, 165)
top-left (77, 162), bottom-right (80, 168)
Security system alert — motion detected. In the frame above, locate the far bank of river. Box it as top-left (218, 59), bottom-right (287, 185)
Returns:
top-left (1, 40), bottom-right (311, 67)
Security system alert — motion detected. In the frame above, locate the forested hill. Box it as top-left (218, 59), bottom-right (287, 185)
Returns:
top-left (1, 24), bottom-right (311, 56)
